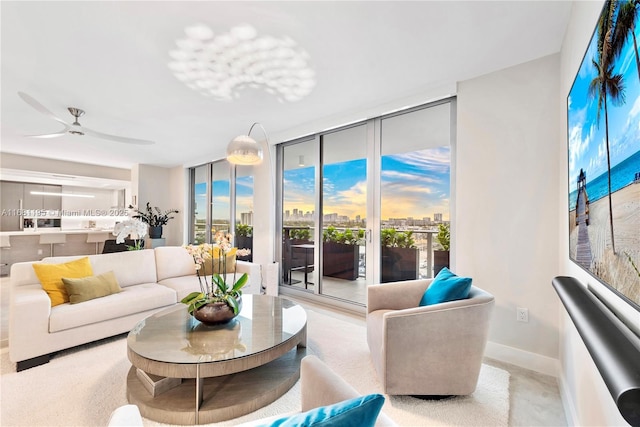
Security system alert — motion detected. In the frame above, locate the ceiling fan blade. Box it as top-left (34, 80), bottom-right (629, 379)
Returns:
top-left (26, 129), bottom-right (69, 139)
top-left (17, 91), bottom-right (70, 126)
top-left (82, 127), bottom-right (155, 145)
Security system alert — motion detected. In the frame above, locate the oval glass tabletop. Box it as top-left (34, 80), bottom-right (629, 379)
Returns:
top-left (127, 294), bottom-right (307, 364)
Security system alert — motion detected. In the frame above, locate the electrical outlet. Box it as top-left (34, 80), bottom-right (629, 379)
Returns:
top-left (37, 249), bottom-right (43, 255)
top-left (516, 307), bottom-right (529, 323)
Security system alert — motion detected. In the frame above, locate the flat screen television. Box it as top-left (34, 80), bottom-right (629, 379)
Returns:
top-left (567, 0), bottom-right (640, 312)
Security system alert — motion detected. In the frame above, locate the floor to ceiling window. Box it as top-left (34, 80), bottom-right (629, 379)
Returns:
top-left (191, 164), bottom-right (209, 244)
top-left (189, 160), bottom-right (250, 245)
top-left (321, 124), bottom-right (368, 301)
top-left (211, 161), bottom-right (231, 235)
top-left (278, 98), bottom-right (454, 306)
top-left (380, 102), bottom-right (451, 283)
top-left (281, 139), bottom-right (317, 290)
top-left (235, 165), bottom-right (254, 261)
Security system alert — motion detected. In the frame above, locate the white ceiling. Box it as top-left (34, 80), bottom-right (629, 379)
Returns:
top-left (1, 1), bottom-right (573, 171)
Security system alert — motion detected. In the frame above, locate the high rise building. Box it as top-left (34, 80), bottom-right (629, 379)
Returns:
top-left (241, 211), bottom-right (253, 226)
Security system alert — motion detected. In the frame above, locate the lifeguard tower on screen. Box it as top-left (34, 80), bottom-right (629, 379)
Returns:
top-left (575, 168), bottom-right (589, 226)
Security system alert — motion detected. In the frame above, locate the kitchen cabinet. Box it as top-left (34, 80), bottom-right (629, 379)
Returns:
top-left (61, 187), bottom-right (116, 211)
top-left (23, 184), bottom-right (62, 211)
top-left (1, 181), bottom-right (24, 231)
top-left (42, 185), bottom-right (62, 210)
top-left (1, 181), bottom-right (62, 231)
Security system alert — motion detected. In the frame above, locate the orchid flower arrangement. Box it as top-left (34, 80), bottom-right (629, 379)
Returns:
top-left (181, 230), bottom-right (251, 315)
top-left (112, 219), bottom-right (148, 250)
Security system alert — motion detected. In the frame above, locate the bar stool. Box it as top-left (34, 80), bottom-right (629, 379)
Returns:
top-left (0, 235), bottom-right (10, 276)
top-left (86, 232), bottom-right (109, 254)
top-left (39, 233), bottom-right (66, 257)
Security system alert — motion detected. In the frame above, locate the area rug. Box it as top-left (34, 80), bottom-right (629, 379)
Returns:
top-left (0, 308), bottom-right (509, 426)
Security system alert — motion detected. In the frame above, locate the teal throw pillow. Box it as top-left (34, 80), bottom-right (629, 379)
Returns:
top-left (264, 393), bottom-right (385, 427)
top-left (419, 267), bottom-right (472, 306)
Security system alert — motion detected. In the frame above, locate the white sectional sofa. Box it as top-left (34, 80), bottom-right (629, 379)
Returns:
top-left (9, 246), bottom-right (261, 371)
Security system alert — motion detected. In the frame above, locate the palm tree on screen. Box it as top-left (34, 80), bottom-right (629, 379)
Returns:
top-left (588, 0), bottom-right (627, 254)
top-left (613, 0), bottom-right (640, 81)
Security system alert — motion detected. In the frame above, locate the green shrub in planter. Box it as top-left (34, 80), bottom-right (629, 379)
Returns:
top-left (381, 228), bottom-right (418, 283)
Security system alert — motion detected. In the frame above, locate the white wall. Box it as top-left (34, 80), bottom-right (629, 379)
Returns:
top-left (558, 1), bottom-right (633, 425)
top-left (252, 143), bottom-right (277, 268)
top-left (131, 164), bottom-right (183, 246)
top-left (456, 54), bottom-right (561, 375)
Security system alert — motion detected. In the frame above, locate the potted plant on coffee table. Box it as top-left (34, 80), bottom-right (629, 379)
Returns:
top-left (129, 202), bottom-right (179, 239)
top-left (181, 231), bottom-right (251, 325)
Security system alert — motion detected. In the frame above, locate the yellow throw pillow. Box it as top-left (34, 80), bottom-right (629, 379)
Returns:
top-left (62, 271), bottom-right (122, 304)
top-left (201, 248), bottom-right (237, 275)
top-left (32, 257), bottom-right (93, 306)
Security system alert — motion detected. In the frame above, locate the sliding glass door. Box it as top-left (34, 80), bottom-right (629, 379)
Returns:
top-left (281, 139), bottom-right (317, 289)
top-left (321, 125), bottom-right (368, 303)
top-left (278, 99), bottom-right (453, 306)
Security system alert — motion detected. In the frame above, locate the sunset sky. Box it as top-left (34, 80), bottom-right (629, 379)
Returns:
top-left (197, 147), bottom-right (451, 224)
top-left (283, 146), bottom-right (450, 221)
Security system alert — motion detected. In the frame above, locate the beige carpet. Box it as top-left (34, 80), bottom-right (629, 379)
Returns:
top-left (0, 309), bottom-right (509, 426)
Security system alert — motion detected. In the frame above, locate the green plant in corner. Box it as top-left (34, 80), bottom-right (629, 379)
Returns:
top-left (436, 223), bottom-right (450, 251)
top-left (129, 202), bottom-right (179, 226)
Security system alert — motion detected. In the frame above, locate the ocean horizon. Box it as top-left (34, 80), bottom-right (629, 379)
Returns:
top-left (569, 149), bottom-right (640, 210)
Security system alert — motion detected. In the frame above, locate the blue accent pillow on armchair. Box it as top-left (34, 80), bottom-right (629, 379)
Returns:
top-left (265, 393), bottom-right (385, 427)
top-left (419, 267), bottom-right (472, 306)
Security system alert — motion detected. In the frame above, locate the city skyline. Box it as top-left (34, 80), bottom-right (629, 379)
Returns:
top-left (283, 207), bottom-right (447, 226)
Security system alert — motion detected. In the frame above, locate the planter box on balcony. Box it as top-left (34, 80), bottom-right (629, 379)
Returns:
top-left (433, 250), bottom-right (450, 276)
top-left (381, 246), bottom-right (419, 283)
top-left (236, 236), bottom-right (253, 262)
top-left (323, 242), bottom-right (359, 281)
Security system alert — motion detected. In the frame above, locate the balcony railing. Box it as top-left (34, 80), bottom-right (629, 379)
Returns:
top-left (282, 225), bottom-right (445, 280)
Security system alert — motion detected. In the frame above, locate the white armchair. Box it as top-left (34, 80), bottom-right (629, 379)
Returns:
top-left (367, 279), bottom-right (494, 396)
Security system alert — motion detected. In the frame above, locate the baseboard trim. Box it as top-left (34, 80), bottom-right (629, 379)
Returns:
top-left (484, 341), bottom-right (558, 377)
top-left (557, 368), bottom-right (578, 426)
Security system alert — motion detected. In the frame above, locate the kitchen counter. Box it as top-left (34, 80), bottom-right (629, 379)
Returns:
top-left (0, 230), bottom-right (118, 272)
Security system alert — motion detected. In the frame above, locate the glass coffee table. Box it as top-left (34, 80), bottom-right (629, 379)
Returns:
top-left (126, 294), bottom-right (307, 425)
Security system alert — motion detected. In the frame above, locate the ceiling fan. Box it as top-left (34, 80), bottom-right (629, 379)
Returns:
top-left (17, 91), bottom-right (155, 145)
